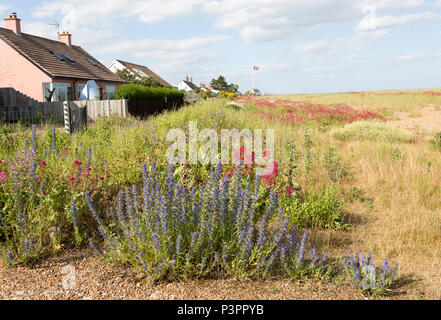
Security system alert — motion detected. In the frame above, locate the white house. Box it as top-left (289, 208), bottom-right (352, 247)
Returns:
top-left (107, 59), bottom-right (172, 87)
top-left (177, 75), bottom-right (198, 92)
top-left (248, 88), bottom-right (262, 96)
top-left (199, 82), bottom-right (219, 95)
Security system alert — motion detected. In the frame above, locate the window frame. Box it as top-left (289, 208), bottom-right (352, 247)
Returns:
top-left (45, 83), bottom-right (70, 102)
top-left (106, 85), bottom-right (116, 100)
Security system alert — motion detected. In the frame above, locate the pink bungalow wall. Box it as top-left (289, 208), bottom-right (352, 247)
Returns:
top-left (0, 40), bottom-right (122, 102)
top-left (0, 39), bottom-right (52, 101)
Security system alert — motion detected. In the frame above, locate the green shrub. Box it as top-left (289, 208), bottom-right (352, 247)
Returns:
top-left (430, 131), bottom-right (441, 151)
top-left (283, 185), bottom-right (346, 229)
top-left (330, 121), bottom-right (414, 143)
top-left (113, 83), bottom-right (184, 100)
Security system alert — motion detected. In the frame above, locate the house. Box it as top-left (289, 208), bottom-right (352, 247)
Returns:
top-left (247, 88), bottom-right (262, 96)
top-left (200, 82), bottom-right (219, 95)
top-left (0, 12), bottom-right (125, 102)
top-left (177, 75), bottom-right (198, 92)
top-left (107, 59), bottom-right (172, 87)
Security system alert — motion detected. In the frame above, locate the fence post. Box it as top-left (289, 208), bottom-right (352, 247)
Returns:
top-left (63, 101), bottom-right (71, 134)
top-left (85, 101), bottom-right (88, 127)
top-left (123, 99), bottom-right (128, 117)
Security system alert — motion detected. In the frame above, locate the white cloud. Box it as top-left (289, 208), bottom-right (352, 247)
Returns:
top-left (202, 0), bottom-right (426, 42)
top-left (397, 53), bottom-right (425, 61)
top-left (293, 40), bottom-right (336, 56)
top-left (436, 0), bottom-right (441, 7)
top-left (294, 29), bottom-right (390, 58)
top-left (301, 65), bottom-right (340, 73)
top-left (356, 11), bottom-right (438, 31)
top-left (21, 21), bottom-right (59, 40)
top-left (366, 0), bottom-right (423, 11)
top-left (91, 34), bottom-right (231, 83)
top-left (32, 0), bottom-right (206, 27)
top-left (94, 35), bottom-right (231, 57)
top-left (30, 0), bottom-right (427, 43)
top-left (21, 21), bottom-right (120, 49)
top-left (0, 3), bottom-right (9, 16)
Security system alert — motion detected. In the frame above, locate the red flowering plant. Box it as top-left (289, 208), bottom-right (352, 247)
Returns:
top-left (222, 145), bottom-right (301, 203)
top-left (233, 96), bottom-right (386, 127)
top-left (0, 126), bottom-right (111, 264)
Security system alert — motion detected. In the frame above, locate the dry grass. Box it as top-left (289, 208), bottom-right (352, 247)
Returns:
top-left (272, 89), bottom-right (441, 115)
top-left (339, 140), bottom-right (441, 298)
top-left (265, 90), bottom-right (441, 299)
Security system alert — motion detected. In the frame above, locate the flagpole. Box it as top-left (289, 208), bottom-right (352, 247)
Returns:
top-left (251, 67), bottom-right (255, 107)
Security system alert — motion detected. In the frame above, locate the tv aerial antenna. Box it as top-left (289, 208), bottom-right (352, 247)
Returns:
top-left (48, 20), bottom-right (60, 35)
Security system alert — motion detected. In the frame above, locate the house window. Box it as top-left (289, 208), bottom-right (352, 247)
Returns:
top-left (52, 83), bottom-right (70, 101)
top-left (43, 83), bottom-right (70, 102)
top-left (133, 68), bottom-right (149, 78)
top-left (106, 86), bottom-right (116, 99)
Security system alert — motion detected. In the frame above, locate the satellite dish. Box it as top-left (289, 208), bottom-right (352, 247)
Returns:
top-left (80, 80), bottom-right (99, 101)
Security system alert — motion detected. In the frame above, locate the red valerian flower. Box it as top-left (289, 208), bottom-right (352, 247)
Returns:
top-left (68, 176), bottom-right (75, 181)
top-left (40, 161), bottom-right (47, 167)
top-left (86, 167), bottom-right (91, 172)
top-left (99, 176), bottom-right (104, 181)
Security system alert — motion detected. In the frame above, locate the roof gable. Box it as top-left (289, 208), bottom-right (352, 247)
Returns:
top-left (116, 59), bottom-right (172, 87)
top-left (182, 80), bottom-right (197, 90)
top-left (0, 27), bottom-right (124, 82)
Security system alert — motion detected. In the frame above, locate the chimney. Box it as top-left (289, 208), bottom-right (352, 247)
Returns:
top-left (4, 12), bottom-right (21, 35)
top-left (190, 76), bottom-right (193, 83)
top-left (185, 74), bottom-right (189, 81)
top-left (59, 31), bottom-right (72, 46)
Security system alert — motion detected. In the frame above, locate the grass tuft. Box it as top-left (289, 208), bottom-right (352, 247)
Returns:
top-left (330, 121), bottom-right (414, 143)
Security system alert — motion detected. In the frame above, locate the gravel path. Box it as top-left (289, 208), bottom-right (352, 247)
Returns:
top-left (0, 249), bottom-right (372, 300)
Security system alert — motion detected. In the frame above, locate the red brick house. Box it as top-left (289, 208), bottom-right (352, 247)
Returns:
top-left (0, 13), bottom-right (125, 102)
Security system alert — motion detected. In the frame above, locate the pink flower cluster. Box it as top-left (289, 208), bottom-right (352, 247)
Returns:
top-left (234, 97), bottom-right (385, 126)
top-left (223, 145), bottom-right (284, 193)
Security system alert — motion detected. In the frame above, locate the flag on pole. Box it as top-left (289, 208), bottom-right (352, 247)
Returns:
top-left (253, 66), bottom-right (259, 71)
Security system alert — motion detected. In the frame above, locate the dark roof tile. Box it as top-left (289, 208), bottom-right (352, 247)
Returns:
top-left (0, 27), bottom-right (125, 83)
top-left (116, 59), bottom-right (171, 87)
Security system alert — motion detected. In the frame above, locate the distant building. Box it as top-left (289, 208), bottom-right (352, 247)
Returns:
top-left (178, 75), bottom-right (198, 92)
top-left (248, 88), bottom-right (262, 96)
top-left (199, 82), bottom-right (219, 95)
top-left (107, 59), bottom-right (172, 87)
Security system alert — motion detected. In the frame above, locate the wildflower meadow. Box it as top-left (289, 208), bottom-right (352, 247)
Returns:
top-left (2, 89), bottom-right (441, 298)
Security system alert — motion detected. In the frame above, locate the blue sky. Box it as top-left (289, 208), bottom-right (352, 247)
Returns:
top-left (1, 0), bottom-right (441, 94)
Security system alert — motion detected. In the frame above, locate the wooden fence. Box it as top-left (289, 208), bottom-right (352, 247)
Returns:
top-left (1, 87), bottom-right (184, 134)
top-left (127, 96), bottom-right (183, 118)
top-left (0, 88), bottom-right (64, 122)
top-left (1, 87), bottom-right (129, 134)
top-left (62, 100), bottom-right (128, 134)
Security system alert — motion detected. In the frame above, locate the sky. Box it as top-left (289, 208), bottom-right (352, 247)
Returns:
top-left (0, 0), bottom-right (441, 94)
